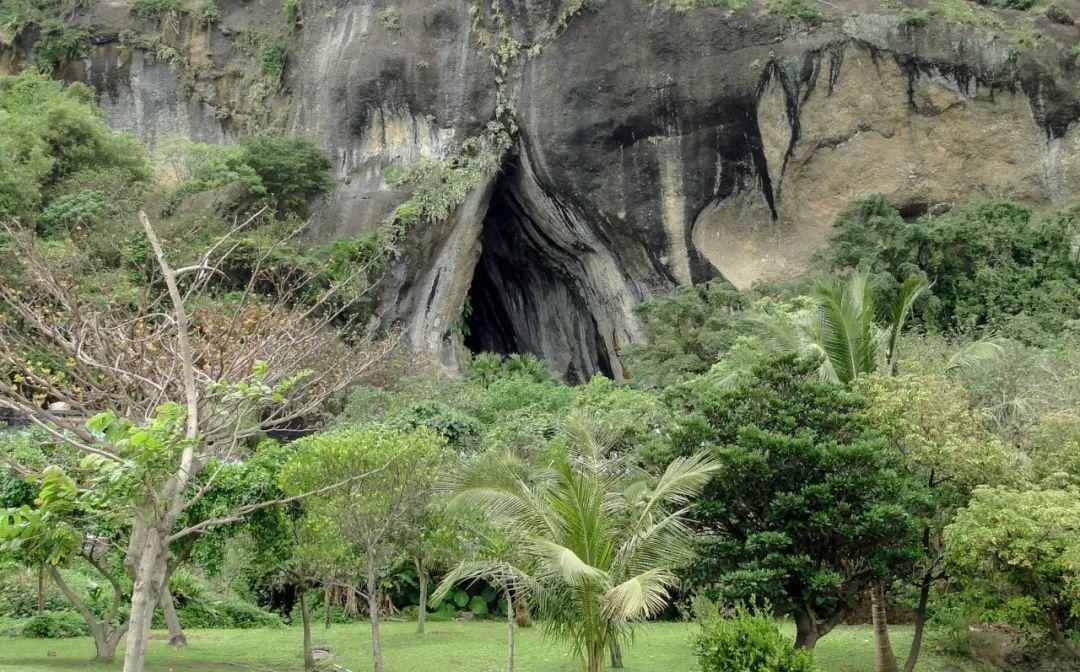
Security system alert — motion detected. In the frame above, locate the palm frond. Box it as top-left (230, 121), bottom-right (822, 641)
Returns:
top-left (886, 274), bottom-right (930, 374)
top-left (945, 338), bottom-right (1007, 375)
top-left (561, 413), bottom-right (617, 469)
top-left (431, 559), bottom-right (537, 606)
top-left (529, 539), bottom-right (608, 587)
top-left (634, 451), bottom-right (718, 527)
top-left (814, 273), bottom-right (877, 383)
top-left (617, 507), bottom-right (696, 577)
top-left (603, 568), bottom-right (678, 621)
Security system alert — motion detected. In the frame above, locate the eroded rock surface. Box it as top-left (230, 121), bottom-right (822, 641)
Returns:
top-left (6, 0), bottom-right (1080, 379)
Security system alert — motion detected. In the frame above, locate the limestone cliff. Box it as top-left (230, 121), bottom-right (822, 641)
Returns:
top-left (4, 0), bottom-right (1080, 379)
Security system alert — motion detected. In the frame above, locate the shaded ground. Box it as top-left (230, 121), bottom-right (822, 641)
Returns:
top-left (0, 621), bottom-right (985, 672)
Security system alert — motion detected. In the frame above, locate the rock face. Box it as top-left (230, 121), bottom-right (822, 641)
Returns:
top-left (5, 0), bottom-right (1080, 379)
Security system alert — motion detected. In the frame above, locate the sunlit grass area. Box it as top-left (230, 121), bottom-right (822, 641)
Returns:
top-left (0, 621), bottom-right (984, 672)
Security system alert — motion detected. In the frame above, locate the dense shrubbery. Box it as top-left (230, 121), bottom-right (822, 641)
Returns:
top-left (21, 611), bottom-right (90, 638)
top-left (168, 599), bottom-right (282, 629)
top-left (819, 196), bottom-right (1080, 344)
top-left (160, 135), bottom-right (331, 217)
top-left (0, 71), bottom-right (148, 223)
top-left (695, 601), bottom-right (817, 672)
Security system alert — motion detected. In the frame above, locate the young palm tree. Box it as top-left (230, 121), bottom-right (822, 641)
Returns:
top-left (432, 552), bottom-right (535, 672)
top-left (440, 419), bottom-right (718, 672)
top-left (812, 272), bottom-right (929, 672)
top-left (812, 272), bottom-right (928, 384)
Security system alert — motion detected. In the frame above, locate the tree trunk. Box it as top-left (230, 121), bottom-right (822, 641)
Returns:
top-left (871, 583), bottom-right (899, 672)
top-left (47, 565), bottom-right (127, 662)
top-left (415, 557), bottom-right (427, 635)
top-left (98, 627), bottom-right (127, 663)
top-left (299, 589), bottom-right (315, 672)
top-left (514, 597), bottom-right (532, 628)
top-left (37, 564), bottom-right (45, 616)
top-left (366, 553), bottom-right (383, 672)
top-left (160, 586), bottom-right (187, 647)
top-left (610, 639), bottom-right (624, 669)
top-left (794, 608), bottom-right (820, 649)
top-left (903, 571), bottom-right (933, 672)
top-left (587, 640), bottom-right (603, 672)
top-left (122, 529), bottom-right (169, 672)
top-left (506, 593), bottom-right (515, 672)
top-left (324, 584), bottom-right (332, 630)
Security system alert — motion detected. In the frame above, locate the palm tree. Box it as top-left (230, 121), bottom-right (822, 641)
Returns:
top-left (432, 549), bottom-right (534, 672)
top-left (811, 272), bottom-right (928, 672)
top-left (812, 272), bottom-right (928, 384)
top-left (440, 419), bottom-right (718, 672)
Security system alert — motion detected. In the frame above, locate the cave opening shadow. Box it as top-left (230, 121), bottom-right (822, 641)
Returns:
top-left (462, 166), bottom-right (615, 383)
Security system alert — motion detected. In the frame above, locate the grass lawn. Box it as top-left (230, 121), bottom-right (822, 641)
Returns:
top-left (0, 621), bottom-right (980, 672)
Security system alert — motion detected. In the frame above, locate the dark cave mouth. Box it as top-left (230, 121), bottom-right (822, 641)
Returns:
top-left (459, 168), bottom-right (616, 382)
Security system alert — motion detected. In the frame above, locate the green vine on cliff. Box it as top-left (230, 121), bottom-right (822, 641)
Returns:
top-left (384, 0), bottom-right (604, 237)
top-left (0, 0), bottom-right (94, 65)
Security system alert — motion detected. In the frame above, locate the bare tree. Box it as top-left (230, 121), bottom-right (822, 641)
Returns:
top-left (0, 210), bottom-right (396, 672)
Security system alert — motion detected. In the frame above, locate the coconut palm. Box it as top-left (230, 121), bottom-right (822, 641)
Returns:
top-left (431, 540), bottom-right (535, 672)
top-left (439, 418), bottom-right (718, 672)
top-left (812, 272), bottom-right (928, 384)
top-left (810, 272), bottom-right (928, 672)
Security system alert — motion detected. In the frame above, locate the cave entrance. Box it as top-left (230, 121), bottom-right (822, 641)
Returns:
top-left (462, 164), bottom-right (616, 383)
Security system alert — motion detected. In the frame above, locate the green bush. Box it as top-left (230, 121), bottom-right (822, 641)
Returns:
top-left (819, 196), bottom-right (1080, 344)
top-left (130, 0), bottom-right (182, 19)
top-left (976, 0), bottom-right (1035, 9)
top-left (260, 42), bottom-right (287, 80)
top-left (35, 20), bottom-right (91, 66)
top-left (694, 602), bottom-right (816, 672)
top-left (164, 136), bottom-right (331, 218)
top-left (0, 565), bottom-right (113, 618)
top-left (467, 595), bottom-right (489, 616)
top-left (0, 71), bottom-right (149, 220)
top-left (170, 598), bottom-right (282, 629)
top-left (391, 401), bottom-right (482, 451)
top-left (21, 611), bottom-right (90, 638)
top-left (239, 135), bottom-right (331, 215)
top-left (197, 0), bottom-right (220, 24)
top-left (767, 0), bottom-right (821, 21)
top-left (38, 189), bottom-right (107, 235)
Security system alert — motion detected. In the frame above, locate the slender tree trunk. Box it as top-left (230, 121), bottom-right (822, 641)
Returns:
top-left (506, 593), bottom-right (515, 672)
top-left (37, 564), bottom-right (45, 616)
top-left (160, 586), bottom-right (187, 647)
top-left (324, 584), bottom-right (332, 630)
top-left (794, 608), bottom-right (820, 649)
top-left (904, 570), bottom-right (933, 672)
top-left (871, 583), bottom-right (899, 672)
top-left (610, 639), bottom-right (624, 669)
top-left (122, 528), bottom-right (169, 672)
top-left (415, 557), bottom-right (427, 635)
top-left (587, 640), bottom-right (603, 672)
top-left (299, 589), bottom-right (315, 672)
top-left (514, 597), bottom-right (532, 628)
top-left (366, 553), bottom-right (383, 672)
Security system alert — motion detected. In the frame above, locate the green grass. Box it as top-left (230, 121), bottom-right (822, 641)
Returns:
top-left (0, 621), bottom-right (981, 672)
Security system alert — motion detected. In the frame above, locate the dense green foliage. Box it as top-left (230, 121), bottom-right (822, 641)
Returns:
top-left (21, 610), bottom-right (90, 638)
top-left (0, 71), bottom-right (148, 224)
top-left (161, 135), bottom-right (331, 217)
top-left (820, 196), bottom-right (1080, 344)
top-left (662, 355), bottom-right (923, 644)
top-left (945, 486), bottom-right (1080, 653)
top-left (694, 602), bottom-right (817, 672)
